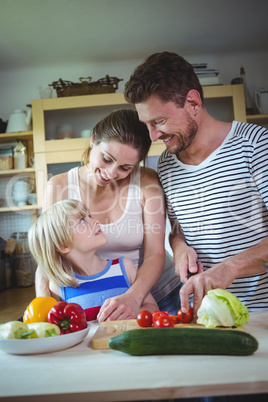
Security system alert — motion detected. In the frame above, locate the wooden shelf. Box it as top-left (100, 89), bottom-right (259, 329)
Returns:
top-left (0, 130), bottom-right (33, 142)
top-left (0, 204), bottom-right (39, 213)
top-left (0, 167), bottom-right (35, 177)
top-left (246, 114), bottom-right (268, 124)
top-left (0, 129), bottom-right (37, 220)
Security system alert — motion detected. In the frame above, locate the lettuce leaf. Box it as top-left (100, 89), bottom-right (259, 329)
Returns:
top-left (197, 288), bottom-right (249, 328)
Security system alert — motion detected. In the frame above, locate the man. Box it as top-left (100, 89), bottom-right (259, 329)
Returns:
top-left (125, 51), bottom-right (268, 321)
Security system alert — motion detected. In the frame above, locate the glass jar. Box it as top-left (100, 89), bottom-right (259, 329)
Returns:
top-left (0, 249), bottom-right (6, 291)
top-left (4, 253), bottom-right (16, 288)
top-left (13, 232), bottom-right (33, 287)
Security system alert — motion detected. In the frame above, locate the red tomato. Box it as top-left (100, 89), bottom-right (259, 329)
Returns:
top-left (152, 310), bottom-right (169, 323)
top-left (136, 310), bottom-right (153, 327)
top-left (169, 314), bottom-right (179, 325)
top-left (154, 315), bottom-right (174, 328)
top-left (177, 307), bottom-right (193, 324)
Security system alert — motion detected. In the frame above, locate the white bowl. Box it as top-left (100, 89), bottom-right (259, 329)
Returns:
top-left (0, 324), bottom-right (90, 355)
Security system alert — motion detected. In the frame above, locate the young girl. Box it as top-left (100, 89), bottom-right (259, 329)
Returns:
top-left (28, 199), bottom-right (158, 321)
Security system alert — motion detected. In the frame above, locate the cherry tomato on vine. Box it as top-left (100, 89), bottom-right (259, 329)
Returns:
top-left (152, 310), bottom-right (169, 323)
top-left (177, 307), bottom-right (193, 324)
top-left (136, 310), bottom-right (153, 327)
top-left (154, 315), bottom-right (174, 328)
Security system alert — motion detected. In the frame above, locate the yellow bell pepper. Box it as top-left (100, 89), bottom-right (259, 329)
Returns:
top-left (23, 296), bottom-right (58, 324)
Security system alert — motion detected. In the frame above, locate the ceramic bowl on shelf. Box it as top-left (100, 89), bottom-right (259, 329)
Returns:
top-left (12, 180), bottom-right (34, 206)
top-left (12, 191), bottom-right (28, 206)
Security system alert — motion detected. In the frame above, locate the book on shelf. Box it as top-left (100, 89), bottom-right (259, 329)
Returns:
top-left (192, 63), bottom-right (220, 86)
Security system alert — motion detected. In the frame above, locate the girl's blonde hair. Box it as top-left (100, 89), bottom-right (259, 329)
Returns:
top-left (28, 199), bottom-right (90, 287)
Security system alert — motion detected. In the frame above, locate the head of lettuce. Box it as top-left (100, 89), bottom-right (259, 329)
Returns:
top-left (197, 289), bottom-right (249, 328)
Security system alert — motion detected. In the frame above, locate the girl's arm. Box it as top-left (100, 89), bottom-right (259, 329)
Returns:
top-left (97, 257), bottom-right (158, 321)
top-left (97, 168), bottom-right (165, 321)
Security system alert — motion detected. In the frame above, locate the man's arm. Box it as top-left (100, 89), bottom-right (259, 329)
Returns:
top-left (180, 237), bottom-right (268, 321)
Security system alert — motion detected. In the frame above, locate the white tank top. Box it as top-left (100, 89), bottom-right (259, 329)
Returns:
top-left (68, 166), bottom-right (180, 301)
top-left (68, 167), bottom-right (144, 268)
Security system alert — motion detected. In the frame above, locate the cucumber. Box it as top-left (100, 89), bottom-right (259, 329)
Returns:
top-left (108, 328), bottom-right (258, 356)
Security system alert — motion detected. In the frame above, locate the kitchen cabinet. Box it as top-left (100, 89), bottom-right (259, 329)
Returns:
top-left (32, 84), bottom-right (247, 209)
top-left (0, 130), bottom-right (39, 240)
top-left (0, 131), bottom-right (37, 210)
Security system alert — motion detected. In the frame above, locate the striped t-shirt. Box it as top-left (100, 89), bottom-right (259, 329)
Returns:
top-left (158, 121), bottom-right (268, 311)
top-left (60, 257), bottom-right (131, 321)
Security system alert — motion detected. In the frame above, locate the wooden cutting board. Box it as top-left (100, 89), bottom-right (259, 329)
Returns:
top-left (91, 319), bottom-right (245, 350)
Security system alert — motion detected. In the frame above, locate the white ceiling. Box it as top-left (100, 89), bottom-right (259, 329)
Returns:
top-left (1, 0), bottom-right (268, 70)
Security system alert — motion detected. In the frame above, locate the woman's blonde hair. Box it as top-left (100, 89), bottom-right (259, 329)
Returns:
top-left (28, 199), bottom-right (90, 287)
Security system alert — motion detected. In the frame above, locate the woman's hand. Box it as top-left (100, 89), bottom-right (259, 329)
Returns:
top-left (97, 293), bottom-right (140, 322)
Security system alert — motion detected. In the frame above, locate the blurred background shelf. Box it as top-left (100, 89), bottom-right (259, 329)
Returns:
top-left (0, 167), bottom-right (35, 177)
top-left (0, 205), bottom-right (39, 213)
top-left (246, 114), bottom-right (268, 125)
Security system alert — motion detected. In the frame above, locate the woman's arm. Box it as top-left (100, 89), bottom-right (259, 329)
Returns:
top-left (97, 168), bottom-right (166, 321)
top-left (35, 268), bottom-right (61, 301)
top-left (97, 257), bottom-right (158, 322)
top-left (42, 172), bottom-right (69, 211)
top-left (35, 267), bottom-right (53, 297)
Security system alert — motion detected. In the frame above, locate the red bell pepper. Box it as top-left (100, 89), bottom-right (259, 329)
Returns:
top-left (47, 301), bottom-right (87, 334)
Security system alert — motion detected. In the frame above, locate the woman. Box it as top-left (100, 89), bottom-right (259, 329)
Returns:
top-left (36, 109), bottom-right (181, 321)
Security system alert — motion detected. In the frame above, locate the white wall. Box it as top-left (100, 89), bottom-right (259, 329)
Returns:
top-left (1, 50), bottom-right (268, 121)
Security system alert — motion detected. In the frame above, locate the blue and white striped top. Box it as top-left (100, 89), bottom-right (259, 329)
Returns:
top-left (60, 257), bottom-right (131, 321)
top-left (158, 121), bottom-right (268, 311)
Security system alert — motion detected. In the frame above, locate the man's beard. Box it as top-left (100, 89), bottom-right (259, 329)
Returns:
top-left (166, 115), bottom-right (198, 155)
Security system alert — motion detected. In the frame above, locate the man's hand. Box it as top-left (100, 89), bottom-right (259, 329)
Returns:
top-left (174, 243), bottom-right (203, 283)
top-left (169, 221), bottom-right (203, 283)
top-left (97, 294), bottom-right (140, 322)
top-left (179, 262), bottom-right (234, 322)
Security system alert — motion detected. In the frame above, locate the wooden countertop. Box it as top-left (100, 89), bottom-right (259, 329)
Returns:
top-left (0, 286), bottom-right (36, 324)
top-left (0, 311), bottom-right (268, 401)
